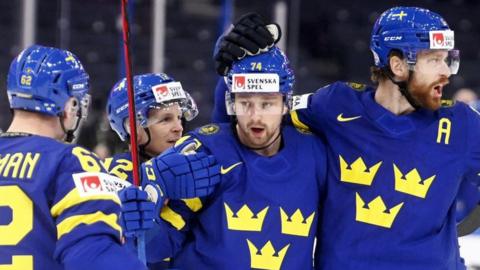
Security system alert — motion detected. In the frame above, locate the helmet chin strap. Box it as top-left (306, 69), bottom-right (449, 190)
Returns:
top-left (385, 68), bottom-right (421, 110)
top-left (126, 127), bottom-right (152, 161)
top-left (138, 127), bottom-right (152, 160)
top-left (59, 112), bottom-right (82, 143)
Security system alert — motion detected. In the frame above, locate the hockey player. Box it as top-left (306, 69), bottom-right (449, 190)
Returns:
top-left (215, 6), bottom-right (480, 270)
top-left (105, 73), bottom-right (220, 269)
top-left (0, 45), bottom-right (146, 269)
top-left (141, 46), bottom-right (327, 269)
top-left (105, 72), bottom-right (199, 181)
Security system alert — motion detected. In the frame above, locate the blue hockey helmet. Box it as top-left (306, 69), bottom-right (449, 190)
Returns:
top-left (225, 46), bottom-right (295, 115)
top-left (370, 6), bottom-right (459, 74)
top-left (7, 44), bottom-right (90, 116)
top-left (107, 73), bottom-right (198, 141)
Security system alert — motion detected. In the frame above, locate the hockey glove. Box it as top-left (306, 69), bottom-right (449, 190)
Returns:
top-left (118, 186), bottom-right (155, 238)
top-left (142, 144), bottom-right (221, 221)
top-left (214, 12), bottom-right (281, 76)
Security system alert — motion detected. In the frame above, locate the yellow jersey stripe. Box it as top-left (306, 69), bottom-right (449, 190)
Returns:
top-left (51, 188), bottom-right (121, 218)
top-left (160, 206), bottom-right (186, 230)
top-left (290, 111), bottom-right (310, 131)
top-left (181, 198), bottom-right (203, 212)
top-left (56, 211), bottom-right (121, 239)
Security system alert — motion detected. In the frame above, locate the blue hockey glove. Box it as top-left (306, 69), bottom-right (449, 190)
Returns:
top-left (142, 143), bottom-right (221, 221)
top-left (118, 186), bottom-right (155, 238)
top-left (214, 12), bottom-right (281, 76)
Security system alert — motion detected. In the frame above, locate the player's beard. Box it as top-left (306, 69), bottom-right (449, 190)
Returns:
top-left (408, 75), bottom-right (449, 110)
top-left (236, 119), bottom-right (282, 149)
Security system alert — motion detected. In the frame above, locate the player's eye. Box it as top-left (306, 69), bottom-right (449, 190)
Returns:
top-left (163, 116), bottom-right (173, 122)
top-left (239, 101), bottom-right (250, 108)
top-left (428, 57), bottom-right (441, 64)
top-left (262, 102), bottom-right (273, 109)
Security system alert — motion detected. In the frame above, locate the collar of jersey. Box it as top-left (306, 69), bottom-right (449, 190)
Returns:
top-left (360, 90), bottom-right (437, 136)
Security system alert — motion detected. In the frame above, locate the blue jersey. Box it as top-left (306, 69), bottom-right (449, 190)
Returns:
top-left (0, 133), bottom-right (145, 270)
top-left (291, 82), bottom-right (480, 270)
top-left (153, 123), bottom-right (327, 269)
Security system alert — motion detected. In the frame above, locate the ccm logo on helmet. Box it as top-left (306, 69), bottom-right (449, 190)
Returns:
top-left (384, 36), bottom-right (402, 41)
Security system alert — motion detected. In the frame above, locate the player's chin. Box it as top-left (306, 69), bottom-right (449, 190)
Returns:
top-left (246, 134), bottom-right (268, 147)
top-left (153, 141), bottom-right (174, 154)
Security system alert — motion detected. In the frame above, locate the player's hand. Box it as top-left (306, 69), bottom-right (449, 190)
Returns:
top-left (118, 186), bottom-right (155, 238)
top-left (141, 145), bottom-right (221, 221)
top-left (214, 12), bottom-right (281, 76)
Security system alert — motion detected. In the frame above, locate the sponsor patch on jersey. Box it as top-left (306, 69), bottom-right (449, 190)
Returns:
top-left (291, 94), bottom-right (312, 111)
top-left (198, 124), bottom-right (219, 135)
top-left (73, 172), bottom-right (130, 197)
top-left (232, 73), bottom-right (280, 93)
top-left (152, 82), bottom-right (186, 103)
top-left (429, 30), bottom-right (454, 50)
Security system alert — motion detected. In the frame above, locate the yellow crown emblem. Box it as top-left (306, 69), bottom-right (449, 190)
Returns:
top-left (393, 164), bottom-right (435, 199)
top-left (355, 193), bottom-right (404, 229)
top-left (280, 208), bottom-right (315, 237)
top-left (247, 239), bottom-right (290, 270)
top-left (224, 203), bottom-right (269, 232)
top-left (339, 155), bottom-right (382, 186)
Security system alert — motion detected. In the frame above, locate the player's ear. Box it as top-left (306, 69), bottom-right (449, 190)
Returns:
top-left (389, 55), bottom-right (408, 80)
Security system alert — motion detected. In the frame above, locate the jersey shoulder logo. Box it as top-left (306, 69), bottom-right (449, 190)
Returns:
top-left (198, 124), bottom-right (220, 135)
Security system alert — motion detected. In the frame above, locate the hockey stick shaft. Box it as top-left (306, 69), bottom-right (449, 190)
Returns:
top-left (120, 0), bottom-right (146, 264)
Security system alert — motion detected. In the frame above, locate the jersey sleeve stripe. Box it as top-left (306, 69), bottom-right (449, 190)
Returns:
top-left (290, 111), bottom-right (311, 132)
top-left (51, 188), bottom-right (121, 218)
top-left (181, 198), bottom-right (203, 212)
top-left (56, 211), bottom-right (121, 239)
top-left (160, 205), bottom-right (186, 230)
top-left (174, 135), bottom-right (192, 147)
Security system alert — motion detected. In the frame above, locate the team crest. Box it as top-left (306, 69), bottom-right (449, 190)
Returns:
top-left (347, 82), bottom-right (366, 91)
top-left (199, 124), bottom-right (220, 135)
top-left (440, 99), bottom-right (455, 107)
